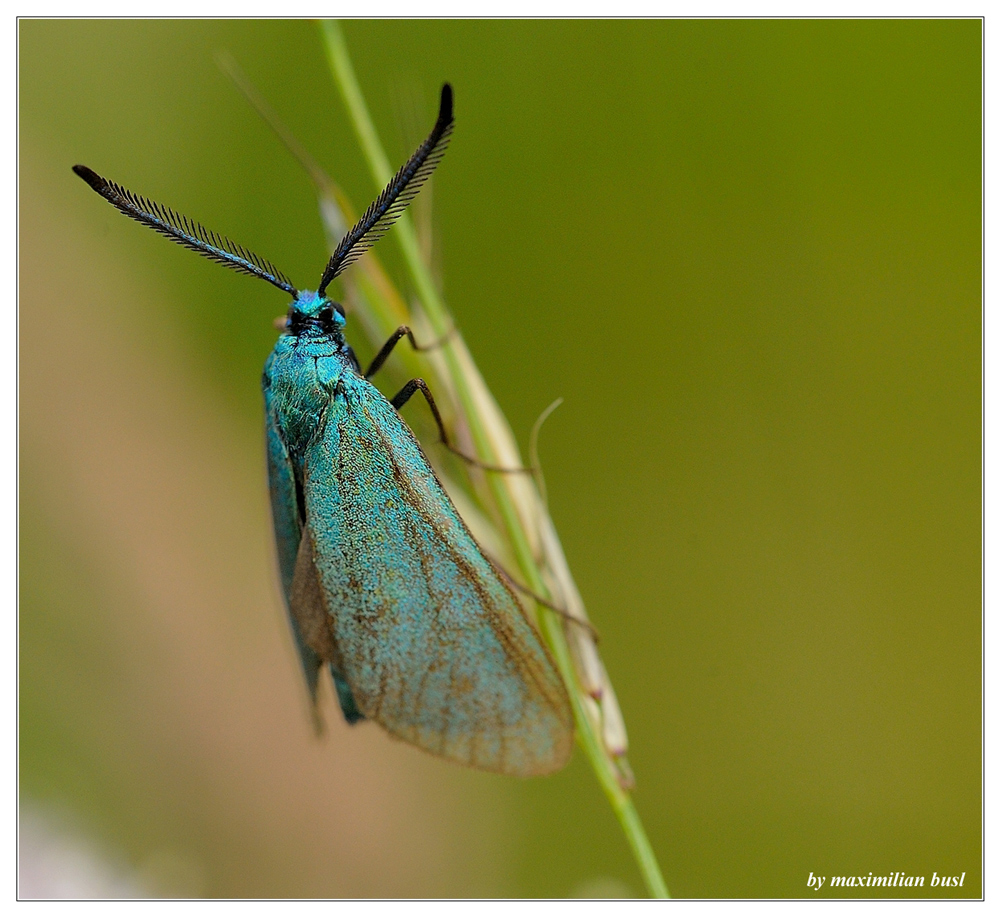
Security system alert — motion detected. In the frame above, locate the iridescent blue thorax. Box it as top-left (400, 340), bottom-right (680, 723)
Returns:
top-left (263, 290), bottom-right (358, 463)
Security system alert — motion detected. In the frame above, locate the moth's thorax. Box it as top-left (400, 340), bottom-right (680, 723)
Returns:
top-left (263, 290), bottom-right (355, 457)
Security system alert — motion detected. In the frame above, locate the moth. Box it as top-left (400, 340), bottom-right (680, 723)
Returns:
top-left (74, 84), bottom-right (574, 776)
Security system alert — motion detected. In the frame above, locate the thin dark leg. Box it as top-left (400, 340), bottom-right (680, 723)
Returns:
top-left (391, 378), bottom-right (533, 474)
top-left (486, 553), bottom-right (601, 641)
top-left (365, 324), bottom-right (454, 380)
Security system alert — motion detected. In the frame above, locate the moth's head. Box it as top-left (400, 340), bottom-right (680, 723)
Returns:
top-left (282, 290), bottom-right (346, 337)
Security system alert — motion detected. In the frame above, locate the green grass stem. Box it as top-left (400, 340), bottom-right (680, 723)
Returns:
top-left (319, 19), bottom-right (669, 899)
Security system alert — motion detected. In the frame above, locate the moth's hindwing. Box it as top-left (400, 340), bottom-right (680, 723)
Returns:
top-left (289, 527), bottom-right (365, 723)
top-left (302, 376), bottom-right (574, 777)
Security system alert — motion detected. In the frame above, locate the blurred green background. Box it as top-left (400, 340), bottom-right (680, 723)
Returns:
top-left (19, 20), bottom-right (980, 898)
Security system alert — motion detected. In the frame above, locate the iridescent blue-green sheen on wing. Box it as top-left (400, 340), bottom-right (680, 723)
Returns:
top-left (301, 373), bottom-right (573, 777)
top-left (266, 374), bottom-right (365, 723)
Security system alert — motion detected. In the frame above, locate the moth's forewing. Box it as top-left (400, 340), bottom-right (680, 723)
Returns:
top-left (303, 378), bottom-right (574, 777)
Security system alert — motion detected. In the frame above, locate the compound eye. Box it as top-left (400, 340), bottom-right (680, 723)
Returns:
top-left (334, 303), bottom-right (346, 318)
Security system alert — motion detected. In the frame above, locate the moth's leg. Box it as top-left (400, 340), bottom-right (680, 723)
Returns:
top-left (365, 324), bottom-right (454, 380)
top-left (391, 377), bottom-right (533, 474)
top-left (330, 667), bottom-right (365, 724)
top-left (487, 553), bottom-right (601, 641)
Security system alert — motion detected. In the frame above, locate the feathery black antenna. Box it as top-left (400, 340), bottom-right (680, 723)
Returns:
top-left (72, 165), bottom-right (297, 296)
top-left (317, 83), bottom-right (453, 297)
